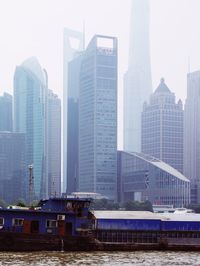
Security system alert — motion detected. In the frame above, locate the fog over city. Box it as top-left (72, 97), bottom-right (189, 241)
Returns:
top-left (0, 0), bottom-right (200, 148)
top-left (1, 1), bottom-right (200, 257)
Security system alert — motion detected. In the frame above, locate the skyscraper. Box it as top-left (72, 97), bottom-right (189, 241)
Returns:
top-left (184, 71), bottom-right (200, 203)
top-left (0, 92), bottom-right (12, 131)
top-left (79, 35), bottom-right (118, 200)
top-left (14, 57), bottom-right (48, 200)
top-left (67, 52), bottom-right (83, 194)
top-left (124, 0), bottom-right (152, 152)
top-left (63, 29), bottom-right (83, 193)
top-left (142, 78), bottom-right (183, 173)
top-left (0, 132), bottom-right (25, 203)
top-left (47, 90), bottom-right (61, 197)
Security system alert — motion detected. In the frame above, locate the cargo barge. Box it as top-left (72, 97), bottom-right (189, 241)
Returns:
top-left (94, 211), bottom-right (200, 251)
top-left (1, 198), bottom-right (200, 251)
top-left (0, 197), bottom-right (96, 251)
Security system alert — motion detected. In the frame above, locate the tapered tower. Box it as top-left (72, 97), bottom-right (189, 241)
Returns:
top-left (124, 0), bottom-right (152, 152)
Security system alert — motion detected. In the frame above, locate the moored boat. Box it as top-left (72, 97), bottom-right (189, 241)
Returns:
top-left (0, 197), bottom-right (96, 251)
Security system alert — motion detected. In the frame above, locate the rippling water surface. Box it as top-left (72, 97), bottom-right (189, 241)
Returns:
top-left (0, 251), bottom-right (200, 266)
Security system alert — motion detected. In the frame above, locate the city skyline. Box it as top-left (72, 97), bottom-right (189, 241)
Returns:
top-left (1, 0), bottom-right (200, 148)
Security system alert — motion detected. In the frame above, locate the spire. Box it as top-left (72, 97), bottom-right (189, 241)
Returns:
top-left (83, 20), bottom-right (85, 50)
top-left (154, 78), bottom-right (171, 94)
top-left (129, 0), bottom-right (151, 69)
top-left (123, 0), bottom-right (152, 153)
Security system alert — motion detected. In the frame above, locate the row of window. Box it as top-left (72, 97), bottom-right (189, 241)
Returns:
top-left (0, 218), bottom-right (59, 228)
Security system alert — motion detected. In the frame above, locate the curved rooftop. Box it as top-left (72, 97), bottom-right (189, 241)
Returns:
top-left (154, 78), bottom-right (171, 94)
top-left (21, 57), bottom-right (46, 86)
top-left (127, 151), bottom-right (189, 182)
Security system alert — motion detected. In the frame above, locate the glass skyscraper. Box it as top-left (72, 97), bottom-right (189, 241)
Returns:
top-left (184, 71), bottom-right (200, 203)
top-left (79, 35), bottom-right (118, 200)
top-left (47, 90), bottom-right (61, 197)
top-left (14, 57), bottom-right (47, 200)
top-left (0, 92), bottom-right (12, 132)
top-left (67, 52), bottom-right (83, 194)
top-left (0, 132), bottom-right (25, 203)
top-left (124, 0), bottom-right (152, 152)
top-left (63, 29), bottom-right (83, 193)
top-left (141, 78), bottom-right (183, 173)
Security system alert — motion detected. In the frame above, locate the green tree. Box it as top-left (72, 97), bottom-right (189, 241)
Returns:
top-left (122, 200), bottom-right (153, 212)
top-left (0, 199), bottom-right (7, 208)
top-left (30, 200), bottom-right (40, 207)
top-left (14, 198), bottom-right (26, 207)
top-left (91, 198), bottom-right (120, 210)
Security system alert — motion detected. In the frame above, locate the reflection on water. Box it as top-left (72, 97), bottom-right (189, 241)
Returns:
top-left (0, 251), bottom-right (200, 266)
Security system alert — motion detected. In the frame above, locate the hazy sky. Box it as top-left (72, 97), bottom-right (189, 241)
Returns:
top-left (0, 0), bottom-right (200, 148)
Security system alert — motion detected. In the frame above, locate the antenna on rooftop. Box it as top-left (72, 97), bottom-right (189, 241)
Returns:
top-left (83, 20), bottom-right (85, 50)
top-left (28, 164), bottom-right (34, 205)
top-left (188, 56), bottom-right (191, 74)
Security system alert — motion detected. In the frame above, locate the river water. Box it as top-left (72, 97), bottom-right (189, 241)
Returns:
top-left (0, 251), bottom-right (199, 266)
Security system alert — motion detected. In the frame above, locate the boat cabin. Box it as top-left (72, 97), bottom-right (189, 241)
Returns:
top-left (0, 198), bottom-right (93, 237)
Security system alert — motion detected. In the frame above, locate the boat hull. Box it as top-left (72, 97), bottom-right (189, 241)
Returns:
top-left (0, 232), bottom-right (95, 251)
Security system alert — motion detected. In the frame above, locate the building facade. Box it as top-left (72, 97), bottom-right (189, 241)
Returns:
top-left (79, 35), bottom-right (118, 200)
top-left (124, 0), bottom-right (152, 152)
top-left (14, 57), bottom-right (48, 200)
top-left (118, 151), bottom-right (190, 208)
top-left (0, 132), bottom-right (25, 203)
top-left (142, 78), bottom-right (183, 173)
top-left (63, 28), bottom-right (84, 193)
top-left (0, 93), bottom-right (12, 132)
top-left (47, 90), bottom-right (61, 197)
top-left (67, 52), bottom-right (83, 194)
top-left (184, 71), bottom-right (200, 203)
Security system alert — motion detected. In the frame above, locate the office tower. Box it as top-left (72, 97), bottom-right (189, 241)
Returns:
top-left (63, 29), bottom-right (83, 193)
top-left (0, 132), bottom-right (25, 203)
top-left (141, 78), bottom-right (183, 173)
top-left (124, 0), bottom-right (152, 152)
top-left (47, 90), bottom-right (61, 197)
top-left (14, 57), bottom-right (48, 200)
top-left (117, 151), bottom-right (190, 207)
top-left (67, 52), bottom-right (83, 194)
top-left (184, 71), bottom-right (200, 203)
top-left (79, 35), bottom-right (118, 200)
top-left (0, 92), bottom-right (12, 131)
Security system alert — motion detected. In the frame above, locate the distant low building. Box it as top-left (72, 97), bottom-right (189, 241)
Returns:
top-left (70, 192), bottom-right (106, 200)
top-left (117, 151), bottom-right (190, 208)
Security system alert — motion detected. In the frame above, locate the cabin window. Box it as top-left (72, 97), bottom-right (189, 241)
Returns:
top-left (0, 218), bottom-right (4, 226)
top-left (66, 202), bottom-right (73, 211)
top-left (12, 218), bottom-right (24, 226)
top-left (46, 220), bottom-right (57, 228)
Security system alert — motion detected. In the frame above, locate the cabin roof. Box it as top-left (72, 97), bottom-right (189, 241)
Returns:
top-left (0, 208), bottom-right (76, 215)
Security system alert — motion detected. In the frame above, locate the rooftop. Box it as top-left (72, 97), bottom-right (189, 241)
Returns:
top-left (154, 78), bottom-right (171, 94)
top-left (125, 151), bottom-right (189, 182)
top-left (21, 57), bottom-right (46, 86)
top-left (94, 210), bottom-right (200, 222)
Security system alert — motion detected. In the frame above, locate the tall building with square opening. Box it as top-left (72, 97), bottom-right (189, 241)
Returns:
top-left (66, 35), bottom-right (118, 200)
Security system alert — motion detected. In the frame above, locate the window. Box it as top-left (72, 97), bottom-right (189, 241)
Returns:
top-left (46, 220), bottom-right (57, 228)
top-left (0, 218), bottom-right (4, 226)
top-left (13, 218), bottom-right (24, 226)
